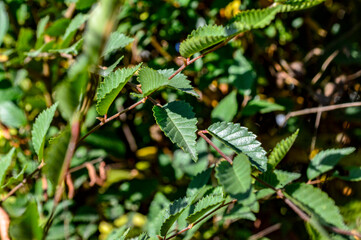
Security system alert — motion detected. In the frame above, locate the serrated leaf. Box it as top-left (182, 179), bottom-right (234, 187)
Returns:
top-left (208, 122), bottom-right (267, 172)
top-left (96, 63), bottom-right (141, 115)
top-left (0, 1), bottom-right (9, 47)
top-left (31, 102), bottom-right (58, 161)
top-left (186, 194), bottom-right (224, 223)
top-left (147, 192), bottom-right (170, 237)
top-left (153, 101), bottom-right (198, 161)
top-left (307, 147), bottom-right (355, 180)
top-left (276, 0), bottom-right (325, 12)
top-left (186, 169), bottom-right (212, 200)
top-left (134, 67), bottom-right (169, 98)
top-left (102, 31), bottom-right (134, 57)
top-left (179, 24), bottom-right (227, 58)
top-left (158, 69), bottom-right (199, 97)
top-left (160, 197), bottom-right (189, 236)
top-left (106, 226), bottom-right (129, 240)
top-left (44, 128), bottom-right (71, 187)
top-left (268, 129), bottom-right (299, 169)
top-left (211, 90), bottom-right (238, 122)
top-left (286, 183), bottom-right (346, 229)
top-left (130, 233), bottom-right (150, 240)
top-left (0, 101), bottom-right (27, 128)
top-left (226, 6), bottom-right (281, 36)
top-left (0, 148), bottom-right (15, 187)
top-left (99, 56), bottom-right (124, 77)
top-left (215, 154), bottom-right (252, 201)
top-left (257, 170), bottom-right (301, 189)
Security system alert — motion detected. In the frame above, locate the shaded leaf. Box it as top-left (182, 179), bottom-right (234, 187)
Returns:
top-left (99, 56), bottom-right (124, 77)
top-left (268, 129), bottom-right (299, 169)
top-left (2, 164), bottom-right (27, 188)
top-left (208, 122), bottom-right (267, 171)
top-left (307, 148), bottom-right (355, 180)
top-left (102, 31), bottom-right (133, 57)
top-left (45, 18), bottom-right (71, 37)
top-left (0, 148), bottom-right (15, 187)
top-left (286, 183), bottom-right (346, 229)
top-left (96, 63), bottom-right (141, 115)
top-left (158, 69), bottom-right (199, 97)
top-left (134, 67), bottom-right (169, 98)
top-left (51, 39), bottom-right (83, 55)
top-left (179, 24), bottom-right (227, 58)
top-left (31, 102), bottom-right (58, 161)
top-left (186, 169), bottom-right (212, 200)
top-left (160, 197), bottom-right (189, 236)
top-left (0, 1), bottom-right (9, 47)
top-left (333, 166), bottom-right (361, 182)
top-left (211, 90), bottom-right (238, 122)
top-left (242, 99), bottom-right (285, 116)
top-left (44, 128), bottom-right (71, 187)
top-left (153, 101), bottom-right (198, 161)
top-left (215, 154), bottom-right (252, 201)
top-left (257, 170), bottom-right (301, 189)
top-left (130, 233), bottom-right (150, 240)
top-left (62, 13), bottom-right (88, 46)
top-left (0, 101), bottom-right (26, 128)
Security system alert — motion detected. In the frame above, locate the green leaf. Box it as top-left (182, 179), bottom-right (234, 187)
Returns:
top-left (131, 233), bottom-right (150, 240)
top-left (147, 192), bottom-right (170, 237)
top-left (286, 183), bottom-right (346, 229)
top-left (268, 129), bottom-right (299, 169)
top-left (44, 128), bottom-right (71, 187)
top-left (276, 0), bottom-right (325, 12)
top-left (186, 169), bottom-right (212, 200)
top-left (257, 170), bottom-right (301, 189)
top-left (153, 101), bottom-right (198, 161)
top-left (0, 101), bottom-right (27, 128)
top-left (134, 67), bottom-right (169, 98)
top-left (26, 40), bottom-right (55, 57)
top-left (96, 63), bottom-right (141, 115)
top-left (158, 69), bottom-right (199, 97)
top-left (0, 87), bottom-right (23, 103)
top-left (160, 197), bottom-right (189, 236)
top-left (242, 99), bottom-right (285, 116)
top-left (307, 147), bottom-right (356, 180)
top-left (102, 31), bottom-right (134, 57)
top-left (62, 13), bottom-right (88, 46)
top-left (211, 90), bottom-right (238, 122)
top-left (99, 56), bottom-right (124, 77)
top-left (45, 18), bottom-right (71, 37)
top-left (0, 148), bottom-right (15, 187)
top-left (226, 6), bottom-right (281, 36)
top-left (215, 154), bottom-right (252, 201)
top-left (186, 193), bottom-right (224, 223)
top-left (0, 1), bottom-right (9, 47)
top-left (31, 102), bottom-right (58, 161)
top-left (51, 39), bottom-right (83, 55)
top-left (2, 164), bottom-right (27, 188)
top-left (106, 226), bottom-right (129, 240)
top-left (9, 201), bottom-right (43, 240)
top-left (179, 24), bottom-right (227, 58)
top-left (208, 122), bottom-right (267, 172)
top-left (333, 166), bottom-right (361, 182)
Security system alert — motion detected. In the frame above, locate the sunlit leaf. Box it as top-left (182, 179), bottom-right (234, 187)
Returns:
top-left (153, 101), bottom-right (198, 161)
top-left (208, 122), bottom-right (267, 171)
top-left (186, 193), bottom-right (224, 223)
top-left (268, 129), bottom-right (299, 169)
top-left (160, 197), bottom-right (189, 236)
top-left (0, 101), bottom-right (26, 128)
top-left (96, 63), bottom-right (141, 115)
top-left (102, 31), bottom-right (133, 57)
top-left (0, 1), bottom-right (9, 47)
top-left (134, 67), bottom-right (169, 98)
top-left (211, 90), bottom-right (238, 122)
top-left (276, 0), bottom-right (325, 12)
top-left (158, 69), bottom-right (199, 97)
top-left (31, 102), bottom-right (58, 161)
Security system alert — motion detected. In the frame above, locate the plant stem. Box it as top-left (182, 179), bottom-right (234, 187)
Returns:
top-left (198, 130), bottom-right (233, 164)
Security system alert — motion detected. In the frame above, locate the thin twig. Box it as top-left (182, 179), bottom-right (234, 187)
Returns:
top-left (248, 223), bottom-right (282, 240)
top-left (68, 158), bottom-right (104, 173)
top-left (198, 130), bottom-right (233, 164)
top-left (311, 50), bottom-right (339, 84)
top-left (283, 101), bottom-right (361, 125)
top-left (1, 161), bottom-right (45, 203)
